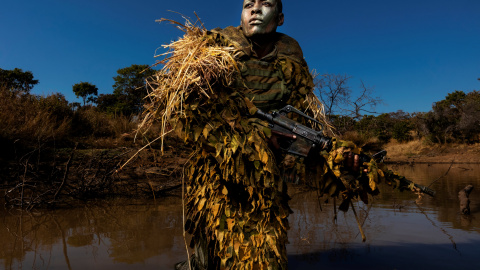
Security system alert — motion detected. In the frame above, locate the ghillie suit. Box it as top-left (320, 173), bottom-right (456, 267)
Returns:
top-left (141, 19), bottom-right (417, 270)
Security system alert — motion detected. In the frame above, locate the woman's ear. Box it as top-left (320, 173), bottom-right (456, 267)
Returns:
top-left (277, 13), bottom-right (284, 26)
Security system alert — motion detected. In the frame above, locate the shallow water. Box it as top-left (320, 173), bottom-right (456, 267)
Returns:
top-left (1, 163), bottom-right (479, 269)
top-left (287, 163), bottom-right (480, 269)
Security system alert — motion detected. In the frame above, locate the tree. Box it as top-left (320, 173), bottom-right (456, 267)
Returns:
top-left (457, 91), bottom-right (480, 142)
top-left (314, 73), bottom-right (382, 120)
top-left (423, 90), bottom-right (480, 143)
top-left (424, 91), bottom-right (464, 143)
top-left (72, 82), bottom-right (98, 106)
top-left (39, 92), bottom-right (72, 121)
top-left (355, 113), bottom-right (390, 142)
top-left (0, 68), bottom-right (39, 94)
top-left (347, 81), bottom-right (382, 119)
top-left (314, 73), bottom-right (351, 118)
top-left (96, 93), bottom-right (119, 114)
top-left (110, 64), bottom-right (156, 115)
top-left (388, 111), bottom-right (413, 142)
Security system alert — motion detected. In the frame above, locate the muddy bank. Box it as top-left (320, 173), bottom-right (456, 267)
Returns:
top-left (383, 141), bottom-right (480, 164)
top-left (0, 137), bottom-right (190, 208)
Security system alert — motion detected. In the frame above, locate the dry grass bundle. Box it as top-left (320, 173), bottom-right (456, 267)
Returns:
top-left (139, 16), bottom-right (240, 151)
top-left (305, 92), bottom-right (332, 134)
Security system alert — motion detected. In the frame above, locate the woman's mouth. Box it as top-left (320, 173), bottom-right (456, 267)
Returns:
top-left (249, 18), bottom-right (263, 25)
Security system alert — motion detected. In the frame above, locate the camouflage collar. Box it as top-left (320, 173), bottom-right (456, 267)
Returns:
top-left (210, 26), bottom-right (306, 65)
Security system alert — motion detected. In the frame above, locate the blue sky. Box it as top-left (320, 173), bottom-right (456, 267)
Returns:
top-left (1, 0), bottom-right (479, 113)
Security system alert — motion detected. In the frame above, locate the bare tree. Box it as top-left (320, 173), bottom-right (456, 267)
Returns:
top-left (314, 73), bottom-right (382, 120)
top-left (313, 73), bottom-right (351, 118)
top-left (346, 81), bottom-right (383, 119)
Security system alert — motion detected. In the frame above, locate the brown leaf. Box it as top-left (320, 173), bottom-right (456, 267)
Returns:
top-left (197, 198), bottom-right (206, 211)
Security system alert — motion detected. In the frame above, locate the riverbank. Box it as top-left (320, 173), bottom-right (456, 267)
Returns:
top-left (0, 136), bottom-right (190, 207)
top-left (383, 140), bottom-right (480, 164)
top-left (2, 138), bottom-right (479, 208)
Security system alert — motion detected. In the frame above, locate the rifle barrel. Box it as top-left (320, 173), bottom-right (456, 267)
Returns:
top-left (405, 179), bottom-right (436, 197)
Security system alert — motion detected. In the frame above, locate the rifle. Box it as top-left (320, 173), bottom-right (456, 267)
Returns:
top-left (255, 105), bottom-right (436, 197)
top-left (360, 150), bottom-right (436, 197)
top-left (255, 105), bottom-right (333, 156)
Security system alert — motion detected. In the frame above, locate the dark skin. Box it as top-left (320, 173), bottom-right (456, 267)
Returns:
top-left (344, 151), bottom-right (367, 173)
top-left (240, 0), bottom-right (284, 58)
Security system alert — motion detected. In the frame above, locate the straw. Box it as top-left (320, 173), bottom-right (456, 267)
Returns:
top-left (138, 15), bottom-right (240, 152)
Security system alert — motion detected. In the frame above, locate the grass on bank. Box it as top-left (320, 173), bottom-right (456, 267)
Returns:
top-left (0, 85), bottom-right (183, 206)
top-left (384, 139), bottom-right (480, 163)
top-left (0, 85), bottom-right (150, 152)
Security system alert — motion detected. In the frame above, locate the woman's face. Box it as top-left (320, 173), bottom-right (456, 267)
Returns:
top-left (241, 0), bottom-right (284, 38)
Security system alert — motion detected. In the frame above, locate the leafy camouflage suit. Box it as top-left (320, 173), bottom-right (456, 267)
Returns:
top-left (173, 25), bottom-right (318, 270)
top-left (174, 23), bottom-right (412, 270)
top-left (172, 13), bottom-right (422, 267)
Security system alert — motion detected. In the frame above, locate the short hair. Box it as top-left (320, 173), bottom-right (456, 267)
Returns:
top-left (276, 0), bottom-right (283, 14)
top-left (242, 1), bottom-right (282, 14)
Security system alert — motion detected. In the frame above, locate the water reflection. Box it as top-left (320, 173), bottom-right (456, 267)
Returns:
top-left (394, 163), bottom-right (480, 232)
top-left (1, 164), bottom-right (479, 269)
top-left (0, 197), bottom-right (187, 269)
top-left (286, 163), bottom-right (480, 269)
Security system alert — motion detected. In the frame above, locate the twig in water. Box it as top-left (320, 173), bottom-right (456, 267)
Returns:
top-left (52, 143), bottom-right (77, 203)
top-left (427, 160), bottom-right (454, 188)
top-left (354, 197), bottom-right (375, 240)
top-left (351, 201), bottom-right (366, 242)
top-left (415, 203), bottom-right (459, 253)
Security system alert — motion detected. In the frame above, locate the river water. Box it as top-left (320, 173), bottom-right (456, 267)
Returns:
top-left (1, 163), bottom-right (479, 270)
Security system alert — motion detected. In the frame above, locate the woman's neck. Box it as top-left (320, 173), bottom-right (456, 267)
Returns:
top-left (249, 33), bottom-right (276, 59)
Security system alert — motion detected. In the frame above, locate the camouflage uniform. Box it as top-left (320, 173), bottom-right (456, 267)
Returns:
top-left (172, 26), bottom-right (317, 270)
top-left (174, 26), bottom-right (410, 270)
